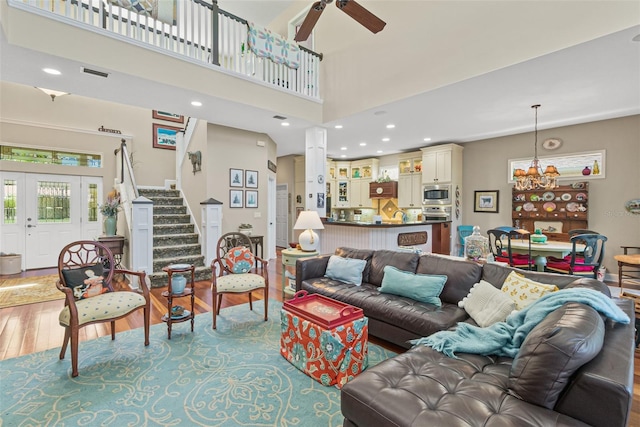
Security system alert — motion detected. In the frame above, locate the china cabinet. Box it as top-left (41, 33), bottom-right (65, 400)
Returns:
top-left (511, 182), bottom-right (589, 241)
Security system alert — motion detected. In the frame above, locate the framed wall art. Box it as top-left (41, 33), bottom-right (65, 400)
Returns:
top-left (230, 190), bottom-right (243, 208)
top-left (230, 168), bottom-right (243, 187)
top-left (245, 170), bottom-right (258, 188)
top-left (152, 110), bottom-right (184, 124)
top-left (245, 190), bottom-right (258, 208)
top-left (152, 124), bottom-right (182, 150)
top-left (474, 190), bottom-right (499, 213)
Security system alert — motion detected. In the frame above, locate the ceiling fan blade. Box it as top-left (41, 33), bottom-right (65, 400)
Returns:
top-left (294, 2), bottom-right (326, 42)
top-left (336, 0), bottom-right (386, 34)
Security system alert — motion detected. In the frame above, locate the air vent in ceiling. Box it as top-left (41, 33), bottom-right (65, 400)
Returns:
top-left (81, 67), bottom-right (109, 78)
top-left (273, 115), bottom-right (287, 120)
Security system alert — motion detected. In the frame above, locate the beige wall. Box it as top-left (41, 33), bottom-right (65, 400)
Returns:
top-left (205, 124), bottom-right (277, 250)
top-left (462, 115), bottom-right (640, 274)
top-left (180, 120), bottom-right (209, 230)
top-left (276, 155), bottom-right (296, 243)
top-left (0, 81), bottom-right (175, 187)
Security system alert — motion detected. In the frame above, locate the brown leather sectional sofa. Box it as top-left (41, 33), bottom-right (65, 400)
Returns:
top-left (295, 247), bottom-right (635, 427)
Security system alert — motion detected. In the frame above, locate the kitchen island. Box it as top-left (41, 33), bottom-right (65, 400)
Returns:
top-left (319, 221), bottom-right (451, 255)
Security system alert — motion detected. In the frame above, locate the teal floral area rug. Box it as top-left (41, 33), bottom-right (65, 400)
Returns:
top-left (0, 300), bottom-right (397, 427)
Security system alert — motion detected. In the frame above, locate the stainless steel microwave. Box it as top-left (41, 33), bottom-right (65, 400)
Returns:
top-left (423, 184), bottom-right (451, 205)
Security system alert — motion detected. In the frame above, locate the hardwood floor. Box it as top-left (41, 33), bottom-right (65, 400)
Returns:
top-left (1, 252), bottom-right (638, 424)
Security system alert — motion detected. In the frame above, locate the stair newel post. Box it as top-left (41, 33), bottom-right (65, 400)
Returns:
top-left (201, 198), bottom-right (223, 268)
top-left (132, 196), bottom-right (154, 279)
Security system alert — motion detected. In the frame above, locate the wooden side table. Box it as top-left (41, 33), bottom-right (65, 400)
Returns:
top-left (161, 264), bottom-right (195, 339)
top-left (97, 235), bottom-right (125, 268)
top-left (281, 248), bottom-right (318, 300)
top-left (249, 235), bottom-right (264, 259)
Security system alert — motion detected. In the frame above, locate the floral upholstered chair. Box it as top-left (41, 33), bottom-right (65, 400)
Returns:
top-left (56, 240), bottom-right (150, 377)
top-left (210, 232), bottom-right (269, 329)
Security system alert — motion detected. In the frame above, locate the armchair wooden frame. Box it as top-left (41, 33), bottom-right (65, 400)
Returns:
top-left (210, 232), bottom-right (269, 329)
top-left (56, 240), bottom-right (150, 377)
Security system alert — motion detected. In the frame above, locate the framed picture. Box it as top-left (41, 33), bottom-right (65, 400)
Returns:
top-left (474, 190), bottom-right (499, 213)
top-left (245, 170), bottom-right (258, 188)
top-left (230, 190), bottom-right (243, 208)
top-left (152, 124), bottom-right (181, 150)
top-left (152, 110), bottom-right (184, 124)
top-left (230, 168), bottom-right (243, 187)
top-left (245, 190), bottom-right (258, 208)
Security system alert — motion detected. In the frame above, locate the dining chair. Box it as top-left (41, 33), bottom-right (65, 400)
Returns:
top-left (615, 246), bottom-right (640, 289)
top-left (457, 225), bottom-right (474, 257)
top-left (487, 228), bottom-right (535, 270)
top-left (546, 233), bottom-right (607, 279)
top-left (547, 229), bottom-right (599, 263)
top-left (210, 232), bottom-right (269, 329)
top-left (56, 240), bottom-right (150, 377)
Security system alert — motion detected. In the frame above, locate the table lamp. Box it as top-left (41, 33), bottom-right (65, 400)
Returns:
top-left (294, 210), bottom-right (325, 252)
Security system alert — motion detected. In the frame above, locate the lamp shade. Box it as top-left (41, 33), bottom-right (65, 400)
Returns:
top-left (293, 211), bottom-right (325, 230)
top-left (294, 211), bottom-right (324, 252)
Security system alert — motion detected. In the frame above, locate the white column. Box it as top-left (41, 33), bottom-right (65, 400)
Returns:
top-left (131, 196), bottom-right (154, 274)
top-left (304, 127), bottom-right (327, 217)
top-left (201, 198), bottom-right (223, 267)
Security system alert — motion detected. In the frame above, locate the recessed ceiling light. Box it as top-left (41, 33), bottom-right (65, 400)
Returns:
top-left (382, 137), bottom-right (390, 142)
top-left (423, 137), bottom-right (431, 142)
top-left (386, 124), bottom-right (395, 129)
top-left (376, 150), bottom-right (383, 154)
top-left (340, 154), bottom-right (347, 158)
top-left (340, 147), bottom-right (347, 150)
top-left (359, 142), bottom-right (367, 146)
top-left (43, 68), bottom-right (61, 75)
top-left (334, 125), bottom-right (343, 129)
top-left (191, 101), bottom-right (202, 107)
top-left (281, 122), bottom-right (290, 127)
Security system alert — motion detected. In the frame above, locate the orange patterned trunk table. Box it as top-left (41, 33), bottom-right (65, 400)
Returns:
top-left (280, 292), bottom-right (369, 388)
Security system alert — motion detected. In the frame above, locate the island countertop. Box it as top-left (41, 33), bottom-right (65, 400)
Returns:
top-left (318, 221), bottom-right (451, 254)
top-left (322, 220), bottom-right (451, 228)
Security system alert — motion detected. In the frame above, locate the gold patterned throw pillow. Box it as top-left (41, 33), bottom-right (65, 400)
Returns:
top-left (500, 271), bottom-right (559, 310)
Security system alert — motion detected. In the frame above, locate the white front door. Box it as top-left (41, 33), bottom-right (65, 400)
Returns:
top-left (1, 173), bottom-right (102, 270)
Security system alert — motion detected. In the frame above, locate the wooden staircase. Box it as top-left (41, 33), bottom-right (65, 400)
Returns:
top-left (138, 188), bottom-right (211, 287)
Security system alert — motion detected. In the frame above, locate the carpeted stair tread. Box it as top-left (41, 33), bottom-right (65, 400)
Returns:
top-left (154, 234), bottom-right (199, 246)
top-left (153, 224), bottom-right (194, 235)
top-left (153, 244), bottom-right (202, 258)
top-left (148, 265), bottom-right (211, 287)
top-left (153, 214), bottom-right (191, 225)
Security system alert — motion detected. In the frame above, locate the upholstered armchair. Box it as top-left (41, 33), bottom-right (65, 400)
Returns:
top-left (210, 232), bottom-right (268, 329)
top-left (56, 240), bottom-right (150, 377)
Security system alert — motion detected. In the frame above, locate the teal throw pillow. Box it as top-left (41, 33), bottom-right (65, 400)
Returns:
top-left (324, 255), bottom-right (367, 286)
top-left (379, 265), bottom-right (447, 307)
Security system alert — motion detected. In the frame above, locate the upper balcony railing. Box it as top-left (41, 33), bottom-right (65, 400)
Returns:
top-left (12, 0), bottom-right (321, 99)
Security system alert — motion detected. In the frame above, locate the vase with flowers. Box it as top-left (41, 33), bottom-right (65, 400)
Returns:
top-left (100, 188), bottom-right (121, 236)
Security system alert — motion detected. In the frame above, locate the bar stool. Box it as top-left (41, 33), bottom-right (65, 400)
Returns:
top-left (615, 246), bottom-right (640, 289)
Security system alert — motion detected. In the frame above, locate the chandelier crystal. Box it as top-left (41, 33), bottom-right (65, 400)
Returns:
top-left (513, 104), bottom-right (560, 191)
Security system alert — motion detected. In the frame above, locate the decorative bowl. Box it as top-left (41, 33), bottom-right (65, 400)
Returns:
top-left (530, 234), bottom-right (548, 244)
top-left (289, 242), bottom-right (298, 248)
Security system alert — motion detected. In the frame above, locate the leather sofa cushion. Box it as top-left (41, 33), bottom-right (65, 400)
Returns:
top-left (300, 278), bottom-right (468, 341)
top-left (341, 344), bottom-right (590, 427)
top-left (416, 255), bottom-right (482, 304)
top-left (368, 250), bottom-right (420, 287)
top-left (335, 248), bottom-right (375, 284)
top-left (509, 302), bottom-right (605, 409)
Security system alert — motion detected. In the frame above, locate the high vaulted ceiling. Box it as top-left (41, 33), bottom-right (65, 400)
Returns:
top-left (1, 1), bottom-right (638, 160)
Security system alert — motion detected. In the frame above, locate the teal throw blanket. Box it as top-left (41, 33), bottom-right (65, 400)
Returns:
top-left (411, 288), bottom-right (629, 358)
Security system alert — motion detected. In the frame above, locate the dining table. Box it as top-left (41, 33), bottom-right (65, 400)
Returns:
top-left (509, 240), bottom-right (585, 272)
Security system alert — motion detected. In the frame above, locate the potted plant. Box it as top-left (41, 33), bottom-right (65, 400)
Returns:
top-left (238, 223), bottom-right (253, 236)
top-left (100, 188), bottom-right (121, 236)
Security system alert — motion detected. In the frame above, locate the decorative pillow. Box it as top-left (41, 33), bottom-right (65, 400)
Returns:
top-left (508, 302), bottom-right (605, 409)
top-left (61, 264), bottom-right (109, 300)
top-left (324, 255), bottom-right (367, 286)
top-left (501, 271), bottom-right (559, 310)
top-left (378, 265), bottom-right (447, 307)
top-left (459, 280), bottom-right (516, 327)
top-left (225, 246), bottom-right (255, 274)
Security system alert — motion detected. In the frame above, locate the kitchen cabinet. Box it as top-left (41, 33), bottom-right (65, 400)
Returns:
top-left (421, 144), bottom-right (463, 184)
top-left (511, 182), bottom-right (589, 241)
top-left (398, 173), bottom-right (422, 207)
top-left (350, 180), bottom-right (373, 208)
top-left (335, 179), bottom-right (350, 208)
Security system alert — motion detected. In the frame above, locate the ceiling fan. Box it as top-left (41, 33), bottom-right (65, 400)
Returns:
top-left (294, 0), bottom-right (386, 42)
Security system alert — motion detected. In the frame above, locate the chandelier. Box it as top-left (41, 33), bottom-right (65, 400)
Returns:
top-left (513, 104), bottom-right (560, 190)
